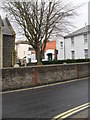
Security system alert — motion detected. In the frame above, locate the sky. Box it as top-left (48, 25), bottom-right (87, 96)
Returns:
top-left (71, 0), bottom-right (89, 29)
top-left (0, 0), bottom-right (89, 40)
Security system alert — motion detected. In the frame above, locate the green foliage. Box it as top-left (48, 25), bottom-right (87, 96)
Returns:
top-left (19, 59), bottom-right (90, 66)
top-left (42, 59), bottom-right (90, 65)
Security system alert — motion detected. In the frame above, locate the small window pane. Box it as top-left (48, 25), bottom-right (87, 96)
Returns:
top-left (71, 37), bottom-right (74, 45)
top-left (84, 49), bottom-right (88, 58)
top-left (60, 42), bottom-right (63, 48)
top-left (84, 34), bottom-right (87, 43)
top-left (71, 51), bottom-right (75, 59)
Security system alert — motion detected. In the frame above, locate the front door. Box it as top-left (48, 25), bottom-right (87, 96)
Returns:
top-left (47, 53), bottom-right (52, 61)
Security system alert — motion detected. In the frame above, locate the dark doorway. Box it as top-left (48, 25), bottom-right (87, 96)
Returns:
top-left (47, 53), bottom-right (52, 61)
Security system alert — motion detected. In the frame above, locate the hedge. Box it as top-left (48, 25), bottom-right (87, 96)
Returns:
top-left (42, 59), bottom-right (90, 65)
top-left (20, 59), bottom-right (90, 66)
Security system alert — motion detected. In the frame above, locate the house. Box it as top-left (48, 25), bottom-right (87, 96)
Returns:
top-left (51, 34), bottom-right (64, 60)
top-left (16, 25), bottom-right (90, 64)
top-left (16, 40), bottom-right (34, 64)
top-left (16, 37), bottom-right (64, 64)
top-left (32, 40), bottom-right (57, 62)
top-left (64, 25), bottom-right (89, 59)
top-left (0, 16), bottom-right (16, 68)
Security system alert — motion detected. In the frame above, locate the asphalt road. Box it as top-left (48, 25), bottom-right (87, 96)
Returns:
top-left (2, 78), bottom-right (88, 119)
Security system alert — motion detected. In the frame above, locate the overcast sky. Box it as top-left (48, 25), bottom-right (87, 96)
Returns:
top-left (71, 0), bottom-right (89, 29)
top-left (0, 0), bottom-right (89, 40)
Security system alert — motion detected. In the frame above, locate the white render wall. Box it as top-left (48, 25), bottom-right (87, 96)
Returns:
top-left (88, 34), bottom-right (90, 58)
top-left (88, 2), bottom-right (90, 58)
top-left (53, 35), bottom-right (64, 60)
top-left (16, 36), bottom-right (65, 63)
top-left (16, 32), bottom-right (89, 64)
top-left (64, 34), bottom-right (88, 59)
top-left (16, 44), bottom-right (32, 63)
top-left (44, 49), bottom-right (55, 61)
top-left (31, 49), bottom-right (55, 63)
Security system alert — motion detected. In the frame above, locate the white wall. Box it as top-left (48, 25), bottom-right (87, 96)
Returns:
top-left (16, 36), bottom-right (65, 63)
top-left (88, 34), bottom-right (90, 58)
top-left (44, 49), bottom-right (55, 61)
top-left (88, 2), bottom-right (90, 58)
top-left (55, 36), bottom-right (64, 60)
top-left (64, 34), bottom-right (88, 59)
top-left (16, 44), bottom-right (33, 63)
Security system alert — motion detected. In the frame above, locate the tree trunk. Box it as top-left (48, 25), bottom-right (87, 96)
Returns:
top-left (36, 48), bottom-right (42, 65)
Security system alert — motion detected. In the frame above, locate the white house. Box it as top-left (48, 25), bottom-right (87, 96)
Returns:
top-left (88, 2), bottom-right (90, 58)
top-left (16, 40), bottom-right (34, 63)
top-left (51, 34), bottom-right (64, 60)
top-left (64, 25), bottom-right (89, 59)
top-left (31, 40), bottom-right (57, 62)
top-left (16, 25), bottom-right (90, 64)
top-left (16, 36), bottom-right (64, 64)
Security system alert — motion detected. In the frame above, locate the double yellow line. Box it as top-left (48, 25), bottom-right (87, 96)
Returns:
top-left (52, 102), bottom-right (90, 120)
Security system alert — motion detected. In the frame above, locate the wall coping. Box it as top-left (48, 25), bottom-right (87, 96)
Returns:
top-left (2, 62), bottom-right (89, 70)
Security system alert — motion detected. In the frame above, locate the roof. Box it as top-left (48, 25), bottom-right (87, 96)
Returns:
top-left (3, 17), bottom-right (16, 36)
top-left (32, 40), bottom-right (56, 54)
top-left (16, 40), bottom-right (29, 45)
top-left (45, 40), bottom-right (56, 52)
top-left (0, 16), bottom-right (4, 27)
top-left (64, 25), bottom-right (90, 39)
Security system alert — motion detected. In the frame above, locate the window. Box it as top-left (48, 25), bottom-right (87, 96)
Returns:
top-left (84, 49), bottom-right (88, 59)
top-left (71, 37), bottom-right (74, 45)
top-left (47, 53), bottom-right (52, 61)
top-left (84, 34), bottom-right (87, 43)
top-left (28, 58), bottom-right (31, 63)
top-left (60, 42), bottom-right (63, 48)
top-left (71, 51), bottom-right (75, 59)
top-left (28, 47), bottom-right (31, 51)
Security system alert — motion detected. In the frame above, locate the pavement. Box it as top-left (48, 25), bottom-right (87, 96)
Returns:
top-left (2, 78), bottom-right (88, 119)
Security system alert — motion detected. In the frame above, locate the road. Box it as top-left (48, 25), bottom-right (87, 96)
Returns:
top-left (2, 78), bottom-right (88, 119)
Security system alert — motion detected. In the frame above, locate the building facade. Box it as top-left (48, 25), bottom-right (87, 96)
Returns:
top-left (0, 16), bottom-right (16, 68)
top-left (16, 25), bottom-right (90, 64)
top-left (52, 35), bottom-right (64, 60)
top-left (64, 25), bottom-right (89, 60)
top-left (16, 40), bottom-right (34, 63)
top-left (16, 38), bottom-right (64, 64)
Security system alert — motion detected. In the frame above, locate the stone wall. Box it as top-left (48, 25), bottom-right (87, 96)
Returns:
top-left (0, 27), bottom-right (3, 68)
top-left (3, 35), bottom-right (15, 67)
top-left (2, 63), bottom-right (88, 91)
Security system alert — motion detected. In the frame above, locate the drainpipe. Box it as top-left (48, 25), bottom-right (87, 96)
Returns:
top-left (64, 38), bottom-right (66, 60)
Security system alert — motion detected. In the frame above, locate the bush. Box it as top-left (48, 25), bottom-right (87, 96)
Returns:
top-left (42, 59), bottom-right (90, 65)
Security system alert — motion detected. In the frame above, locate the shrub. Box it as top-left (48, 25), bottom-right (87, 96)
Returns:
top-left (42, 59), bottom-right (90, 65)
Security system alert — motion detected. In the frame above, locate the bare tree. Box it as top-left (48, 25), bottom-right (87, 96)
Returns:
top-left (3, 0), bottom-right (80, 64)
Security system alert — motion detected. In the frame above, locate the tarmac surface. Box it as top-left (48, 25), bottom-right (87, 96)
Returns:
top-left (69, 108), bottom-right (88, 118)
top-left (2, 78), bottom-right (88, 119)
